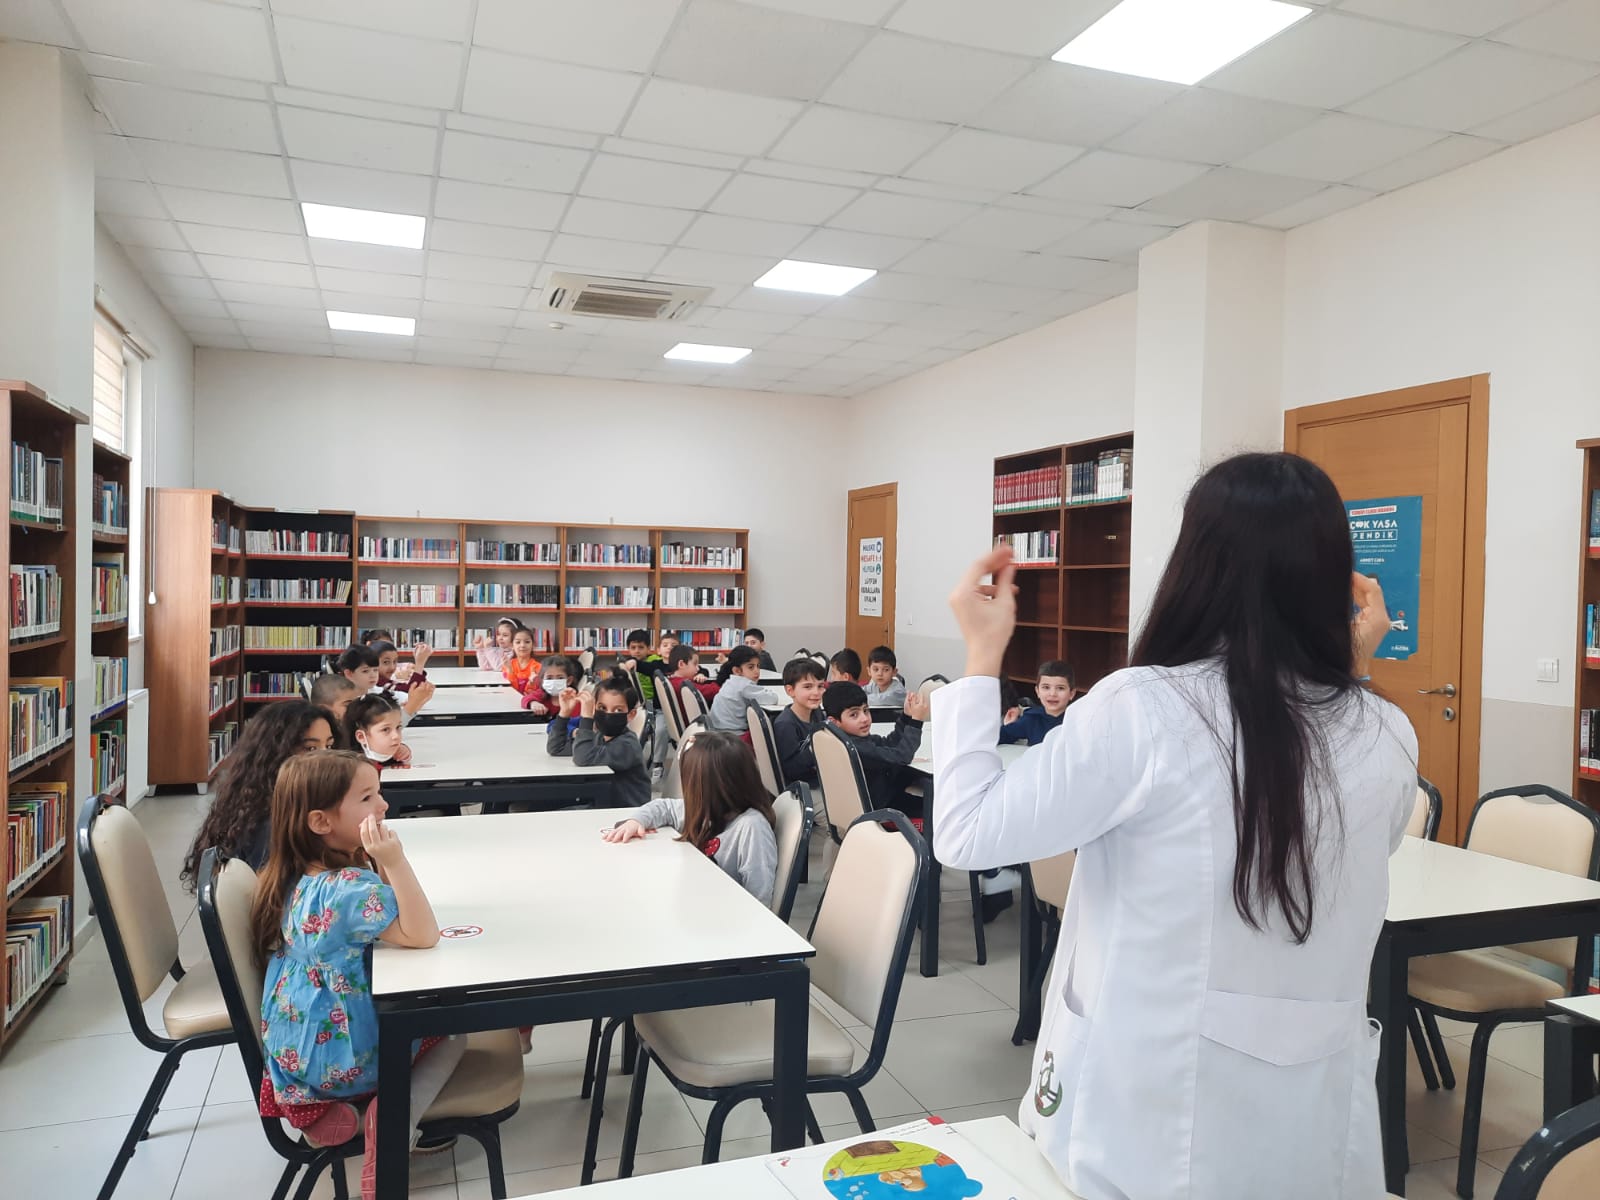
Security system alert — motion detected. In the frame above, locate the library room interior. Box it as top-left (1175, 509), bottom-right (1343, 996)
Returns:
top-left (5, 3), bottom-right (1600, 1199)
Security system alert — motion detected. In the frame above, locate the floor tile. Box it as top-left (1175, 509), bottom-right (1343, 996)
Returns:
top-left (1403, 1153), bottom-right (1504, 1199)
top-left (1405, 1051), bottom-right (1544, 1155)
top-left (862, 1010), bottom-right (1034, 1111)
top-left (0, 1030), bottom-right (221, 1130)
top-left (0, 1102), bottom-right (199, 1198)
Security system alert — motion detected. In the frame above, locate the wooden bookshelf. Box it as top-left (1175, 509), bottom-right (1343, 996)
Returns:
top-left (1574, 439), bottom-right (1600, 811)
top-left (993, 435), bottom-right (1133, 698)
top-left (90, 442), bottom-right (131, 806)
top-left (4, 380), bottom-right (85, 1051)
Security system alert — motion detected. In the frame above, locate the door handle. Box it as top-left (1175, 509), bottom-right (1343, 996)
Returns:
top-left (1417, 683), bottom-right (1456, 698)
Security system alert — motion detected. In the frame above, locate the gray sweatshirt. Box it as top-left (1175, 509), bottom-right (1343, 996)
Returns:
top-left (548, 717), bottom-right (651, 809)
top-left (863, 678), bottom-right (907, 708)
top-left (708, 673), bottom-right (766, 731)
top-left (617, 797), bottom-right (778, 908)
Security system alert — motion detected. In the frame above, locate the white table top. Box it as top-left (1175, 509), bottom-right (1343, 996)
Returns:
top-left (415, 685), bottom-right (532, 717)
top-left (525, 1116), bottom-right (1076, 1199)
top-left (389, 723), bottom-right (609, 784)
top-left (1550, 993), bottom-right (1600, 1022)
top-left (423, 665), bottom-right (508, 687)
top-left (902, 726), bottom-right (1026, 776)
top-left (1385, 836), bottom-right (1600, 924)
top-left (372, 810), bottom-right (814, 997)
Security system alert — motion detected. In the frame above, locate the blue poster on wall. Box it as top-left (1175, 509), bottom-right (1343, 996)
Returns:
top-left (1346, 495), bottom-right (1422, 661)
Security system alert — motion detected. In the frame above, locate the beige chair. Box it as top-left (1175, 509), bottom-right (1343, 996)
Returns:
top-left (197, 851), bottom-right (523, 1200)
top-left (1495, 1095), bottom-right (1600, 1200)
top-left (77, 796), bottom-right (235, 1200)
top-left (746, 700), bottom-right (785, 796)
top-left (677, 681), bottom-right (710, 725)
top-left (593, 811), bottom-right (928, 1178)
top-left (660, 717), bottom-right (707, 799)
top-left (577, 647), bottom-right (597, 676)
top-left (1407, 776), bottom-right (1443, 840)
top-left (915, 675), bottom-right (949, 703)
top-left (1408, 786), bottom-right (1600, 1199)
top-left (1012, 850), bottom-right (1076, 1045)
top-left (1405, 777), bottom-right (1454, 1091)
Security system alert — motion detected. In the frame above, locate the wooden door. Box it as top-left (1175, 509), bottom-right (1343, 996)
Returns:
top-left (846, 484), bottom-right (896, 661)
top-left (1286, 377), bottom-right (1488, 842)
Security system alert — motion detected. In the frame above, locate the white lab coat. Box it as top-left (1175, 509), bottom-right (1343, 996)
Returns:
top-left (932, 664), bottom-right (1417, 1200)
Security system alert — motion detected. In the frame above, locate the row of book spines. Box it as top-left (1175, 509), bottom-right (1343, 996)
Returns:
top-left (660, 544), bottom-right (743, 568)
top-left (358, 538), bottom-right (459, 560)
top-left (357, 584), bottom-right (458, 604)
top-left (243, 626), bottom-right (353, 649)
top-left (92, 560), bottom-right (126, 618)
top-left (658, 588), bottom-right (745, 607)
top-left (385, 630), bottom-right (459, 650)
top-left (209, 626), bottom-right (242, 657)
top-left (209, 520), bottom-right (243, 551)
top-left (207, 722), bottom-right (239, 769)
top-left (1580, 708), bottom-right (1600, 776)
top-left (1068, 448), bottom-right (1133, 505)
top-left (10, 443), bottom-right (64, 522)
top-left (91, 724), bottom-right (125, 794)
top-left (211, 575), bottom-right (244, 603)
top-left (92, 475), bottom-right (128, 529)
top-left (568, 544), bottom-right (651, 564)
top-left (244, 672), bottom-right (312, 697)
top-left (209, 675), bottom-right (241, 709)
top-left (564, 588), bottom-right (654, 607)
top-left (6, 894), bottom-right (69, 1020)
top-left (9, 565), bottom-right (61, 636)
top-left (1588, 488), bottom-right (1599, 549)
top-left (995, 531), bottom-right (1059, 563)
top-left (994, 466), bottom-right (1062, 514)
top-left (8, 678), bottom-right (73, 771)
top-left (559, 629), bottom-right (744, 651)
top-left (465, 542), bottom-right (561, 563)
top-left (7, 783), bottom-right (69, 889)
top-left (93, 657), bottom-right (128, 709)
top-left (244, 531), bottom-right (349, 554)
top-left (245, 580), bottom-right (352, 602)
top-left (465, 586), bottom-right (560, 605)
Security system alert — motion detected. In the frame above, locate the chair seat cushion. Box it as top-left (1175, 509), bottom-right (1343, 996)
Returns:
top-left (634, 999), bottom-right (856, 1090)
top-left (162, 958), bottom-right (232, 1039)
top-left (422, 1029), bottom-right (525, 1121)
top-left (1408, 949), bottom-right (1565, 1014)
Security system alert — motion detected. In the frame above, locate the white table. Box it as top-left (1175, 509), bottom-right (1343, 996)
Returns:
top-left (422, 665), bottom-right (508, 687)
top-left (1545, 989), bottom-right (1600, 1122)
top-left (1372, 837), bottom-right (1600, 1193)
top-left (528, 1115), bottom-right (1078, 1199)
top-left (410, 684), bottom-right (538, 725)
top-left (371, 811), bottom-right (816, 1197)
top-left (383, 723), bottom-right (612, 810)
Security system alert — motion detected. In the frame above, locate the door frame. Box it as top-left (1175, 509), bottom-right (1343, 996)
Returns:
top-left (1284, 375), bottom-right (1489, 843)
top-left (846, 482), bottom-right (897, 652)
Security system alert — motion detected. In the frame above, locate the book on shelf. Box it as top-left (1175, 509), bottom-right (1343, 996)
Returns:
top-left (92, 551), bottom-right (127, 620)
top-left (91, 472), bottom-right (128, 534)
top-left (1591, 488), bottom-right (1600, 556)
top-left (243, 624), bottom-right (352, 650)
top-left (9, 564), bottom-right (61, 640)
top-left (244, 529), bottom-right (351, 556)
top-left (564, 585), bottom-right (653, 608)
top-left (6, 894), bottom-right (69, 1021)
top-left (995, 530), bottom-right (1058, 564)
top-left (7, 676), bottom-right (73, 773)
top-left (1582, 708), bottom-right (1600, 779)
top-left (7, 782), bottom-right (69, 896)
top-left (562, 627), bottom-right (636, 651)
top-left (391, 628), bottom-right (458, 651)
top-left (209, 625), bottom-right (242, 659)
top-left (358, 580), bottom-right (457, 607)
top-left (10, 442), bottom-right (64, 523)
top-left (1588, 603), bottom-right (1599, 667)
top-left (993, 465), bottom-right (1062, 515)
top-left (246, 577), bottom-right (351, 603)
top-left (658, 586), bottom-right (745, 608)
top-left (567, 542), bottom-right (651, 566)
top-left (208, 722), bottom-right (239, 772)
top-left (465, 540), bottom-right (560, 565)
top-left (661, 628), bottom-right (745, 652)
top-left (91, 721), bottom-right (125, 795)
top-left (464, 582), bottom-right (559, 607)
top-left (244, 670), bottom-right (316, 698)
top-left (1064, 448), bottom-right (1133, 506)
top-left (357, 536), bottom-right (458, 562)
top-left (660, 543), bottom-right (742, 569)
top-left (93, 656), bottom-right (128, 714)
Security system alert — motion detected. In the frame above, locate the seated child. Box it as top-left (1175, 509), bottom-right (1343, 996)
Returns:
top-left (548, 676), bottom-right (650, 808)
top-left (743, 628), bottom-right (777, 672)
top-left (473, 617), bottom-right (520, 672)
top-left (370, 639), bottom-right (435, 720)
top-left (336, 645), bottom-right (381, 692)
top-left (359, 628), bottom-right (393, 646)
top-left (657, 632), bottom-right (679, 666)
top-left (828, 648), bottom-right (862, 683)
top-left (707, 645), bottom-right (765, 732)
top-left (667, 644), bottom-right (718, 709)
top-left (862, 645), bottom-right (907, 708)
top-left (502, 627), bottom-right (543, 694)
top-left (309, 673), bottom-right (362, 732)
top-left (822, 681), bottom-right (929, 809)
top-left (343, 693), bottom-right (412, 769)
top-left (1000, 660), bottom-right (1074, 745)
top-left (521, 654), bottom-right (580, 716)
top-left (620, 629), bottom-right (668, 775)
top-left (602, 731), bottom-right (778, 906)
top-left (772, 657), bottom-right (827, 788)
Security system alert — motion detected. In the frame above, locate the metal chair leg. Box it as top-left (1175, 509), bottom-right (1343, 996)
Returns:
top-left (96, 1047), bottom-right (184, 1200)
top-left (617, 1050), bottom-right (650, 1179)
top-left (803, 1099), bottom-right (825, 1145)
top-left (583, 1017), bottom-right (627, 1185)
top-left (290, 1154), bottom-right (333, 1200)
top-left (581, 1017), bottom-right (604, 1099)
top-left (269, 1160), bottom-right (301, 1200)
top-left (1422, 1009), bottom-right (1457, 1090)
top-left (1456, 1021), bottom-right (1499, 1199)
top-left (330, 1158), bottom-right (349, 1200)
top-left (621, 1020), bottom-right (639, 1075)
top-left (477, 1128), bottom-right (509, 1200)
top-left (844, 1087), bottom-right (875, 1134)
top-left (968, 873), bottom-right (987, 966)
top-left (1408, 1007), bottom-right (1440, 1092)
top-left (702, 1095), bottom-right (736, 1165)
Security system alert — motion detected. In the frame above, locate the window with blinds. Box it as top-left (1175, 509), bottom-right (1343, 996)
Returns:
top-left (93, 314), bottom-right (126, 452)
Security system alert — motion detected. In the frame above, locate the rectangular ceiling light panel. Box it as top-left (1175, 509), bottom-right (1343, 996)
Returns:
top-left (302, 202), bottom-right (426, 249)
top-left (664, 342), bottom-right (753, 364)
top-left (753, 259), bottom-right (876, 296)
top-left (327, 310), bottom-right (416, 336)
top-left (1053, 0), bottom-right (1312, 86)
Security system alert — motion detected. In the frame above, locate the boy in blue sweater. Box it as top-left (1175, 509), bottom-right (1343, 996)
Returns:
top-left (1000, 660), bottom-right (1073, 745)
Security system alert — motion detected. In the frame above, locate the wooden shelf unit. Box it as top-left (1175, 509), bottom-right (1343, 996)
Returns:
top-left (3, 380), bottom-right (85, 1051)
top-left (993, 435), bottom-right (1134, 699)
top-left (89, 442), bottom-right (131, 805)
top-left (1574, 440), bottom-right (1600, 811)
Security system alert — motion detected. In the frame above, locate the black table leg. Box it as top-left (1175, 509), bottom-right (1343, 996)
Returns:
top-left (374, 1015), bottom-right (413, 1199)
top-left (1543, 1014), bottom-right (1600, 1121)
top-left (920, 776), bottom-right (940, 977)
top-left (1012, 874), bottom-right (1044, 1045)
top-left (769, 964), bottom-right (810, 1151)
top-left (1369, 931), bottom-right (1411, 1195)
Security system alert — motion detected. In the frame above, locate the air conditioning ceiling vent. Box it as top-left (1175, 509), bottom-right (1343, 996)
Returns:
top-left (542, 272), bottom-right (712, 322)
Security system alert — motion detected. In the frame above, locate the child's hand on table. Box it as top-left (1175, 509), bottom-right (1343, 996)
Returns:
top-left (392, 742), bottom-right (413, 766)
top-left (602, 820), bottom-right (650, 843)
top-left (526, 700), bottom-right (548, 715)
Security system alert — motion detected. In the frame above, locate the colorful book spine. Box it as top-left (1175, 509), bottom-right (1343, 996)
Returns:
top-left (243, 625), bottom-right (352, 650)
top-left (209, 625), bottom-right (242, 660)
top-left (1587, 604), bottom-right (1599, 667)
top-left (660, 543), bottom-right (743, 569)
top-left (7, 782), bottom-right (69, 897)
top-left (246, 577), bottom-right (350, 603)
top-left (659, 628), bottom-right (745, 652)
top-left (995, 530), bottom-right (1059, 564)
top-left (6, 894), bottom-right (70, 1020)
top-left (244, 530), bottom-right (351, 556)
top-left (463, 582), bottom-right (559, 607)
top-left (564, 586), bottom-right (654, 608)
top-left (357, 580), bottom-right (457, 607)
top-left (567, 543), bottom-right (652, 566)
top-left (657, 587), bottom-right (745, 609)
top-left (9, 565), bottom-right (62, 640)
top-left (464, 540), bottom-right (561, 564)
top-left (1589, 488), bottom-right (1600, 556)
top-left (357, 536), bottom-right (460, 562)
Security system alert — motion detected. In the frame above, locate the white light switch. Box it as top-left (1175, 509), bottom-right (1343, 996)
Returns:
top-left (1536, 658), bottom-right (1560, 683)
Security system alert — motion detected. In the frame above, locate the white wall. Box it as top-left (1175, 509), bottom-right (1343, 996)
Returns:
top-left (841, 294), bottom-right (1138, 679)
top-left (192, 350), bottom-right (846, 654)
top-left (1281, 113), bottom-right (1600, 791)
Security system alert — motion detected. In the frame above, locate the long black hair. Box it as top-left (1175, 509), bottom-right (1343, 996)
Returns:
top-left (1130, 452), bottom-right (1357, 944)
top-left (715, 645), bottom-right (760, 686)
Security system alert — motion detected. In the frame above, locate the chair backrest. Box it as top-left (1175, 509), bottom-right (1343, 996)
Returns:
top-left (77, 795), bottom-right (180, 1012)
top-left (678, 681), bottom-right (709, 723)
top-left (662, 717), bottom-right (708, 796)
top-left (916, 676), bottom-right (949, 703)
top-left (626, 705), bottom-right (648, 739)
top-left (1028, 850), bottom-right (1076, 912)
top-left (1494, 1094), bottom-right (1600, 1200)
top-left (1465, 785), bottom-right (1600, 974)
top-left (197, 850), bottom-right (269, 1071)
top-left (769, 783), bottom-right (815, 923)
top-left (809, 651), bottom-right (828, 668)
top-left (809, 811), bottom-right (927, 1065)
top-left (657, 672), bottom-right (686, 744)
top-left (746, 701), bottom-right (785, 795)
top-left (813, 726), bottom-right (871, 836)
top-left (1408, 776), bottom-right (1443, 840)
top-left (578, 648), bottom-right (596, 675)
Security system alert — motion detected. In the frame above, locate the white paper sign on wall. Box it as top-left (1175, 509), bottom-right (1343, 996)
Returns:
top-left (858, 536), bottom-right (883, 618)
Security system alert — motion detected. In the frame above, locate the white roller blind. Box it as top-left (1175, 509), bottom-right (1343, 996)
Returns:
top-left (92, 313), bottom-right (126, 452)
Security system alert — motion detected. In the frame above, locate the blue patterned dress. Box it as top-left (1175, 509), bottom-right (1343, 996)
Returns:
top-left (261, 867), bottom-right (395, 1104)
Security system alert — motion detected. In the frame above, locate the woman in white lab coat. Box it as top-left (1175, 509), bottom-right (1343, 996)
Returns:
top-left (933, 453), bottom-right (1417, 1200)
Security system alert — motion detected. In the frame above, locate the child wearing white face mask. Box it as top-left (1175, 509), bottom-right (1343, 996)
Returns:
top-left (520, 654), bottom-right (580, 717)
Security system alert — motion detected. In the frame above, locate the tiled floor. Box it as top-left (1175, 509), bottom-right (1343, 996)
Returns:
top-left (0, 793), bottom-right (1555, 1199)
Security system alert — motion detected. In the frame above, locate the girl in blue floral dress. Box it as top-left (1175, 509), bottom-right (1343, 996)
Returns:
top-left (251, 750), bottom-right (461, 1199)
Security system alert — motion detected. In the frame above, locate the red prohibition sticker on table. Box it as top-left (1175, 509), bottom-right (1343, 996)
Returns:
top-left (439, 924), bottom-right (483, 939)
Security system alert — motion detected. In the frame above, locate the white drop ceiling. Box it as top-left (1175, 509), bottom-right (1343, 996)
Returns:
top-left (5, 0), bottom-right (1600, 395)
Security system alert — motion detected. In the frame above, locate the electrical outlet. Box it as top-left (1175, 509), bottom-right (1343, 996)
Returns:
top-left (1536, 657), bottom-right (1560, 683)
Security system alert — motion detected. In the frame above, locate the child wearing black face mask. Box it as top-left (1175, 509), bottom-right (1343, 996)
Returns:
top-left (548, 676), bottom-right (649, 808)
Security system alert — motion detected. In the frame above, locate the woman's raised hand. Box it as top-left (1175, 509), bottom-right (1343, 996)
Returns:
top-left (949, 545), bottom-right (1018, 679)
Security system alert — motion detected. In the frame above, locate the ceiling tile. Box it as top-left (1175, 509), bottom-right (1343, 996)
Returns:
top-left (600, 136), bottom-right (745, 172)
top-left (424, 318), bottom-right (519, 342)
top-left (1237, 114), bottom-right (1443, 183)
top-left (158, 186), bottom-right (302, 234)
top-left (210, 280), bottom-right (323, 308)
top-left (290, 160), bottom-right (433, 213)
top-left (970, 62), bottom-right (1181, 147)
top-left (790, 228), bottom-right (922, 269)
top-left (1347, 42), bottom-right (1598, 132)
top-left (655, 0), bottom-right (873, 102)
top-left (274, 15), bottom-right (464, 108)
top-left (770, 107), bottom-right (952, 174)
top-left (181, 224), bottom-right (309, 263)
top-left (621, 80), bottom-right (803, 156)
top-left (309, 241), bottom-right (426, 275)
top-left (174, 318), bottom-right (242, 339)
top-left (893, 242), bottom-right (1026, 280)
top-left (1337, 0), bottom-right (1555, 38)
top-left (133, 139), bottom-right (292, 197)
top-left (1027, 149), bottom-right (1210, 207)
top-left (1348, 134), bottom-right (1504, 191)
top-left (440, 130), bottom-right (592, 192)
top-left (101, 214), bottom-right (186, 250)
top-left (272, 87), bottom-right (441, 127)
top-left (876, 177), bottom-right (1008, 207)
top-left (545, 233), bottom-right (669, 275)
top-left (827, 192), bottom-right (978, 239)
top-left (420, 300), bottom-right (514, 325)
top-left (94, 132), bottom-right (146, 180)
top-left (96, 178), bottom-right (166, 219)
top-left (462, 49), bottom-right (643, 135)
top-left (738, 0), bottom-right (898, 21)
top-left (818, 296), bottom-right (933, 325)
top-left (246, 338), bottom-right (335, 356)
top-left (886, 0), bottom-right (1108, 56)
top-left (432, 180), bottom-right (570, 230)
top-left (1205, 12), bottom-right (1463, 110)
top-left (159, 296), bottom-right (232, 321)
top-left (579, 154), bottom-right (732, 209)
top-left (315, 266), bottom-right (424, 297)
top-left (62, 0), bottom-right (277, 79)
top-left (708, 173), bottom-right (859, 223)
top-left (82, 53), bottom-right (270, 103)
top-left (277, 106), bottom-right (440, 175)
top-left (1252, 184), bottom-right (1376, 229)
top-left (942, 206), bottom-right (1091, 251)
top-left (1139, 168), bottom-right (1327, 223)
top-left (559, 197), bottom-right (695, 244)
top-left (155, 276), bottom-right (224, 300)
top-left (428, 218), bottom-right (553, 259)
top-left (1493, 0), bottom-right (1600, 61)
top-left (446, 112), bottom-right (599, 151)
top-left (764, 333), bottom-right (857, 355)
top-left (1109, 89), bottom-right (1321, 165)
top-left (191, 334), bottom-right (250, 350)
top-left (985, 253), bottom-right (1124, 290)
top-left (1472, 75), bottom-right (1600, 141)
top-left (677, 214), bottom-right (811, 257)
top-left (744, 158), bottom-right (880, 188)
top-left (423, 278), bottom-right (529, 308)
top-left (0, 0), bottom-right (75, 46)
top-left (654, 247), bottom-right (781, 284)
top-left (906, 129), bottom-right (1084, 192)
top-left (693, 307), bottom-right (804, 335)
top-left (91, 78), bottom-right (279, 153)
top-left (197, 255), bottom-right (318, 287)
top-left (724, 287), bottom-right (831, 317)
top-left (821, 32), bottom-right (1033, 125)
top-left (224, 301), bottom-right (330, 327)
top-left (270, 0), bottom-right (473, 41)
top-left (472, 0), bottom-right (680, 73)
